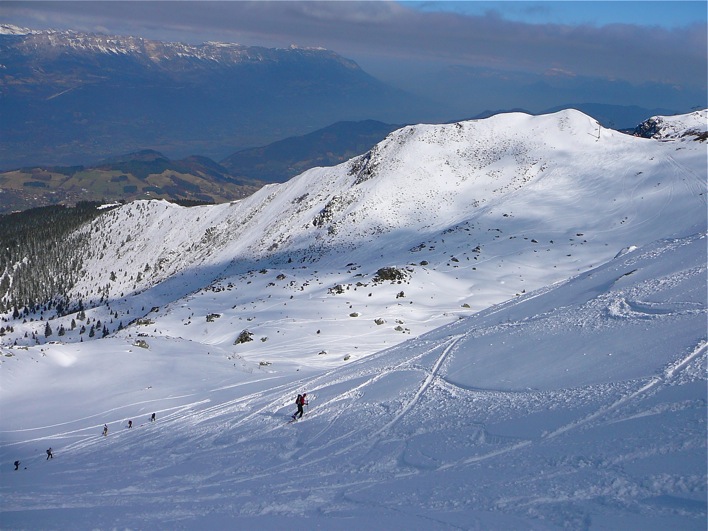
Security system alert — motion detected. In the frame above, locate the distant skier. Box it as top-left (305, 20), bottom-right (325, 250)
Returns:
top-left (103, 424), bottom-right (108, 436)
top-left (128, 420), bottom-right (133, 429)
top-left (14, 460), bottom-right (20, 470)
top-left (46, 448), bottom-right (53, 460)
top-left (292, 393), bottom-right (308, 420)
top-left (150, 413), bottom-right (156, 422)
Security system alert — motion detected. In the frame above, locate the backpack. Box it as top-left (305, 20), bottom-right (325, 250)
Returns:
top-left (295, 394), bottom-right (303, 405)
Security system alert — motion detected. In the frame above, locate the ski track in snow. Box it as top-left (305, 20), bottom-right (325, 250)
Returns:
top-left (371, 335), bottom-right (463, 436)
top-left (542, 340), bottom-right (707, 440)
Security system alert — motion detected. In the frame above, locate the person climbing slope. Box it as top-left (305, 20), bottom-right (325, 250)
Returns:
top-left (292, 393), bottom-right (308, 420)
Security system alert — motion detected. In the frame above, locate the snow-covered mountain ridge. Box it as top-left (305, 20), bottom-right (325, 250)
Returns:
top-left (3, 110), bottom-right (704, 359)
top-left (0, 23), bottom-right (356, 69)
top-left (62, 109), bottom-right (704, 323)
top-left (0, 24), bottom-right (39, 36)
top-left (0, 109), bottom-right (705, 529)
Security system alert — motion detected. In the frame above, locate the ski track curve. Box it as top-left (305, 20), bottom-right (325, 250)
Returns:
top-left (665, 153), bottom-right (707, 206)
top-left (436, 339), bottom-right (707, 472)
top-left (254, 339), bottom-right (455, 467)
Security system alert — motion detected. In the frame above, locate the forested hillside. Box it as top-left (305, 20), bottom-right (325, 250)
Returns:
top-left (0, 203), bottom-right (116, 316)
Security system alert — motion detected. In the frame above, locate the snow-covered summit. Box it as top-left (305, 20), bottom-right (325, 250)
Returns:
top-left (55, 109), bottom-right (704, 314)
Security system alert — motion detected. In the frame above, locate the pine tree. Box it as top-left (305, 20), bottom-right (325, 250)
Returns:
top-left (44, 322), bottom-right (52, 338)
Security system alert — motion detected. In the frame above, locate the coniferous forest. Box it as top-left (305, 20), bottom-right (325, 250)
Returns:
top-left (0, 202), bottom-right (117, 316)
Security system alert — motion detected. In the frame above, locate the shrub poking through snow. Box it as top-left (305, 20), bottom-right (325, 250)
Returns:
top-left (234, 330), bottom-right (253, 344)
top-left (373, 267), bottom-right (409, 284)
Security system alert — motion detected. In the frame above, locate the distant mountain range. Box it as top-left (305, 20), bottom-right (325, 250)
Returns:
top-left (0, 25), bottom-right (435, 169)
top-left (3, 24), bottom-right (694, 175)
top-left (0, 150), bottom-right (262, 214)
top-left (1, 23), bottom-right (701, 212)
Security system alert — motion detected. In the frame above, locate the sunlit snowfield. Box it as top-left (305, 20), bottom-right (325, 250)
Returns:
top-left (2, 110), bottom-right (706, 529)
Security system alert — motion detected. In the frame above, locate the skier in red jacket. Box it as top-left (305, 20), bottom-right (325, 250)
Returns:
top-left (292, 393), bottom-right (308, 420)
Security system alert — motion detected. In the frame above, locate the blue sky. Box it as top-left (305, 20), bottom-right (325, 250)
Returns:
top-left (404, 1), bottom-right (706, 28)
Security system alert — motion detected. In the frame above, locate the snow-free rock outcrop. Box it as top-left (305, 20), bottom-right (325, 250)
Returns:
top-left (633, 109), bottom-right (708, 141)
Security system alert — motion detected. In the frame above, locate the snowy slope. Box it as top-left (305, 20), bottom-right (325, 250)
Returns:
top-left (0, 110), bottom-right (706, 529)
top-left (1, 234), bottom-right (704, 529)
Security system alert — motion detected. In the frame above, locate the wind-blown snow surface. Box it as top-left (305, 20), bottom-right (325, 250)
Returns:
top-left (1, 110), bottom-right (706, 529)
